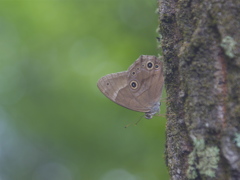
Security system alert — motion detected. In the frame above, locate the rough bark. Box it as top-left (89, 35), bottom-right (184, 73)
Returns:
top-left (157, 0), bottom-right (240, 179)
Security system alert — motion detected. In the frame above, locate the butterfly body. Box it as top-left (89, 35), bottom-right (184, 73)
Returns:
top-left (97, 55), bottom-right (164, 119)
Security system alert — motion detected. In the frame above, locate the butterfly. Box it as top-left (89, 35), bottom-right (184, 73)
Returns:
top-left (97, 55), bottom-right (164, 119)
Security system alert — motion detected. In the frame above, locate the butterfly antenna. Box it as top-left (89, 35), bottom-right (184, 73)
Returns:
top-left (124, 123), bottom-right (132, 128)
top-left (124, 115), bottom-right (144, 128)
top-left (134, 115), bottom-right (144, 126)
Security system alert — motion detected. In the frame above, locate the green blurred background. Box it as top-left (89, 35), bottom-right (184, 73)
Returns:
top-left (0, 1), bottom-right (168, 180)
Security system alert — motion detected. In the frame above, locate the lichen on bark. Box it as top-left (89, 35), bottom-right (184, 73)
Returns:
top-left (186, 137), bottom-right (220, 179)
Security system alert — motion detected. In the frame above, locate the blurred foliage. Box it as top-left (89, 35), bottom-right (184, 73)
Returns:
top-left (0, 1), bottom-right (169, 180)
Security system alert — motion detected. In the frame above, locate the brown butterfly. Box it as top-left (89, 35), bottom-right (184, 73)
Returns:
top-left (97, 55), bottom-right (164, 119)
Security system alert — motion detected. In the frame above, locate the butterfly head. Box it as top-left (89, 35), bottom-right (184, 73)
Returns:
top-left (144, 102), bottom-right (161, 119)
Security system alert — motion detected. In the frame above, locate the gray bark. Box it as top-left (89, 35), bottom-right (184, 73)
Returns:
top-left (157, 0), bottom-right (240, 179)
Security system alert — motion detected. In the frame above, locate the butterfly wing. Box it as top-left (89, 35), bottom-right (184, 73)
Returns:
top-left (97, 55), bottom-right (164, 113)
top-left (97, 71), bottom-right (151, 111)
top-left (125, 55), bottom-right (164, 112)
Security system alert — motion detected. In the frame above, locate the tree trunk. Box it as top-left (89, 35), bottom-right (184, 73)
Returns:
top-left (157, 0), bottom-right (240, 179)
